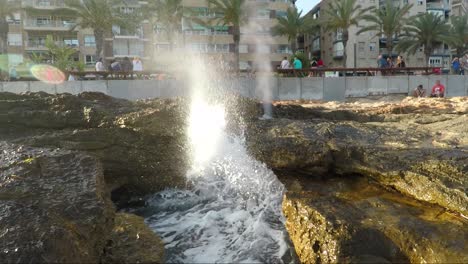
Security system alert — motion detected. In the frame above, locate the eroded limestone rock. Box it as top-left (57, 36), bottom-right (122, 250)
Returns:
top-left (247, 97), bottom-right (468, 215)
top-left (0, 92), bottom-right (189, 197)
top-left (282, 176), bottom-right (468, 264)
top-left (101, 213), bottom-right (164, 263)
top-left (0, 142), bottom-right (113, 263)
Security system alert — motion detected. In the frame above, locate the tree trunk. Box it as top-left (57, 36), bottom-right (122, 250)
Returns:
top-left (94, 29), bottom-right (104, 62)
top-left (233, 25), bottom-right (240, 75)
top-left (387, 33), bottom-right (393, 60)
top-left (0, 19), bottom-right (8, 54)
top-left (342, 30), bottom-right (349, 68)
top-left (291, 39), bottom-right (296, 55)
top-left (0, 18), bottom-right (10, 78)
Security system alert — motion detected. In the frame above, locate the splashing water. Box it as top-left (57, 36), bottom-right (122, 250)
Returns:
top-left (142, 57), bottom-right (292, 263)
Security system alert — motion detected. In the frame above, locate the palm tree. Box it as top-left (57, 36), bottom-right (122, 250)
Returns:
top-left (44, 35), bottom-right (78, 72)
top-left (63, 0), bottom-right (137, 60)
top-left (448, 14), bottom-right (468, 57)
top-left (322, 0), bottom-right (371, 67)
top-left (271, 7), bottom-right (317, 54)
top-left (145, 0), bottom-right (185, 51)
top-left (396, 13), bottom-right (452, 67)
top-left (0, 0), bottom-right (20, 54)
top-left (357, 0), bottom-right (412, 59)
top-left (208, 0), bottom-right (249, 72)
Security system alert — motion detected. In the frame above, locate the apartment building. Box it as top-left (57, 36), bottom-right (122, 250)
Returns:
top-left (152, 0), bottom-right (295, 70)
top-left (7, 0), bottom-right (89, 67)
top-left (452, 0), bottom-right (468, 16)
top-left (303, 0), bottom-right (455, 69)
top-left (5, 0), bottom-right (295, 70)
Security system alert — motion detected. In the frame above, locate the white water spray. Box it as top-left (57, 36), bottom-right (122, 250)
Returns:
top-left (142, 57), bottom-right (292, 263)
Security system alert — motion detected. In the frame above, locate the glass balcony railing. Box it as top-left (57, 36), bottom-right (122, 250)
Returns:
top-left (426, 2), bottom-right (451, 10)
top-left (22, 0), bottom-right (66, 9)
top-left (24, 20), bottom-right (76, 29)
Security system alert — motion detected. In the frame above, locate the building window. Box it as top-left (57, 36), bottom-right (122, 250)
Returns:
top-left (417, 0), bottom-right (424, 5)
top-left (85, 55), bottom-right (96, 65)
top-left (358, 42), bottom-right (365, 52)
top-left (333, 42), bottom-right (344, 56)
top-left (84, 35), bottom-right (96, 47)
top-left (155, 44), bottom-right (170, 51)
top-left (277, 45), bottom-right (291, 54)
top-left (7, 33), bottom-right (22, 46)
top-left (239, 44), bottom-right (248, 53)
top-left (64, 38), bottom-right (79, 47)
top-left (36, 17), bottom-right (51, 26)
top-left (369, 42), bottom-right (376, 52)
top-left (276, 11), bottom-right (287, 18)
top-left (256, 9), bottom-right (270, 19)
top-left (189, 43), bottom-right (229, 53)
top-left (6, 12), bottom-right (21, 24)
top-left (257, 44), bottom-right (270, 54)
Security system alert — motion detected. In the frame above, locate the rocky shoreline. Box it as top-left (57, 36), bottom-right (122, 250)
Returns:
top-left (1, 92), bottom-right (467, 263)
top-left (245, 97), bottom-right (468, 263)
top-left (0, 92), bottom-right (189, 262)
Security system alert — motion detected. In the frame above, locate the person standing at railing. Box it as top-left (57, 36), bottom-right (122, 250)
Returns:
top-left (280, 57), bottom-right (290, 69)
top-left (317, 58), bottom-right (324, 67)
top-left (396, 56), bottom-right (406, 68)
top-left (293, 57), bottom-right (302, 70)
top-left (95, 58), bottom-right (105, 72)
top-left (133, 57), bottom-right (143, 72)
top-left (133, 57), bottom-right (143, 79)
top-left (452, 57), bottom-right (461, 75)
top-left (377, 55), bottom-right (388, 76)
top-left (95, 58), bottom-right (106, 80)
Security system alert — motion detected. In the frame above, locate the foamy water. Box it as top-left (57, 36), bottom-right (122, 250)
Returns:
top-left (144, 136), bottom-right (290, 263)
top-left (141, 56), bottom-right (292, 263)
top-left (143, 102), bottom-right (291, 262)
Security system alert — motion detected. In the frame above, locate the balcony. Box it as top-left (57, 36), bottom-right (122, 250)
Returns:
top-left (25, 41), bottom-right (47, 50)
top-left (426, 1), bottom-right (451, 10)
top-left (22, 0), bottom-right (66, 9)
top-left (432, 48), bottom-right (451, 55)
top-left (23, 20), bottom-right (77, 31)
top-left (25, 40), bottom-right (79, 50)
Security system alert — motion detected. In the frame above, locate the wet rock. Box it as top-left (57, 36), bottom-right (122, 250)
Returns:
top-left (282, 176), bottom-right (468, 264)
top-left (101, 213), bottom-right (164, 263)
top-left (0, 92), bottom-right (189, 196)
top-left (247, 97), bottom-right (468, 215)
top-left (0, 142), bottom-right (114, 263)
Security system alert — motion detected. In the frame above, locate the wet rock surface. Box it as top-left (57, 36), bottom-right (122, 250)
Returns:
top-left (0, 142), bottom-right (113, 263)
top-left (102, 213), bottom-right (165, 263)
top-left (247, 97), bottom-right (468, 215)
top-left (246, 97), bottom-right (468, 263)
top-left (281, 175), bottom-right (468, 264)
top-left (0, 92), bottom-right (189, 197)
top-left (0, 92), bottom-right (189, 263)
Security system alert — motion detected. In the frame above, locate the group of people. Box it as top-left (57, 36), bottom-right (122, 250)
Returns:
top-left (95, 57), bottom-right (143, 73)
top-left (279, 56), bottom-right (324, 70)
top-left (451, 54), bottom-right (468, 75)
top-left (413, 80), bottom-right (445, 98)
top-left (378, 55), bottom-right (406, 68)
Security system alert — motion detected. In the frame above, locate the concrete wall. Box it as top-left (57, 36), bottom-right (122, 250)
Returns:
top-left (1, 75), bottom-right (467, 101)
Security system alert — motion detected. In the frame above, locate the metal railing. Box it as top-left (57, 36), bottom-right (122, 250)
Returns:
top-left (23, 20), bottom-right (76, 29)
top-left (277, 67), bottom-right (443, 77)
